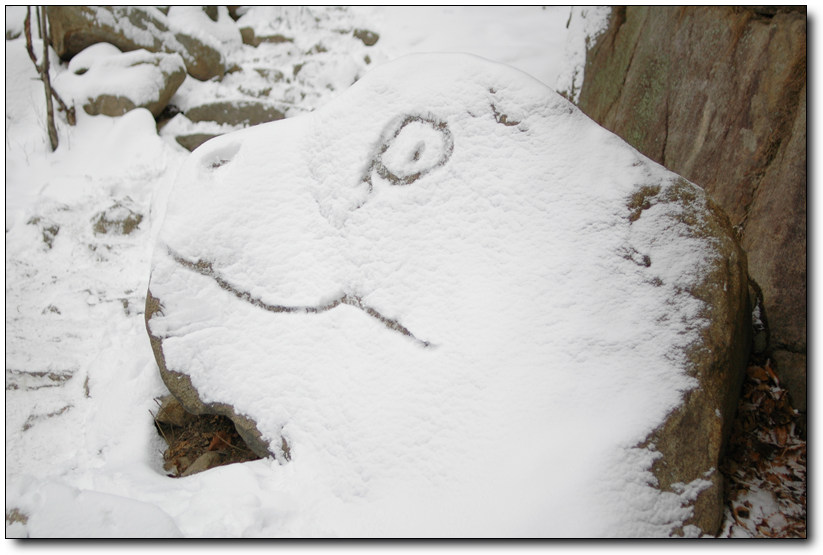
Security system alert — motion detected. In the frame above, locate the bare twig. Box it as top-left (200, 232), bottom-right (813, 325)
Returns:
top-left (23, 7), bottom-right (38, 66)
top-left (150, 409), bottom-right (171, 446)
top-left (38, 6), bottom-right (59, 150)
top-left (50, 88), bottom-right (76, 125)
top-left (23, 5), bottom-right (76, 148)
top-left (35, 3), bottom-right (41, 39)
top-left (41, 7), bottom-right (76, 125)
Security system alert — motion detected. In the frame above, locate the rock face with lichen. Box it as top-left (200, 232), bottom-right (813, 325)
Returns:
top-left (145, 53), bottom-right (749, 536)
top-left (576, 6), bottom-right (806, 425)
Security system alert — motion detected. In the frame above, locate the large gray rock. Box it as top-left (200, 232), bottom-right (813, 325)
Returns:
top-left (145, 53), bottom-right (749, 536)
top-left (46, 6), bottom-right (225, 81)
top-left (576, 6), bottom-right (806, 419)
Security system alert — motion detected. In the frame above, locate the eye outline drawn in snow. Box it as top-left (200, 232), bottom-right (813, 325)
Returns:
top-left (361, 113), bottom-right (455, 192)
top-left (165, 248), bottom-right (434, 348)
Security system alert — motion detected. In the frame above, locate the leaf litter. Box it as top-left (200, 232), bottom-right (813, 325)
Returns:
top-left (151, 397), bottom-right (261, 478)
top-left (719, 356), bottom-right (806, 538)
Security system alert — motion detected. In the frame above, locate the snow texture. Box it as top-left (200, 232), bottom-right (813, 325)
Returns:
top-left (87, 6), bottom-right (186, 57)
top-left (5, 6), bottom-right (743, 539)
top-left (352, 6), bottom-right (575, 90)
top-left (166, 6), bottom-right (242, 54)
top-left (555, 6), bottom-right (612, 102)
top-left (148, 52), bottom-right (719, 537)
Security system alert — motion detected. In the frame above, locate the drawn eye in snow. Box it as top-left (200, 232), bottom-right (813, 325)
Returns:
top-left (365, 114), bottom-right (454, 187)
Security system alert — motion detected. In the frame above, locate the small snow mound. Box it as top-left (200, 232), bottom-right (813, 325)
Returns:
top-left (26, 483), bottom-right (183, 538)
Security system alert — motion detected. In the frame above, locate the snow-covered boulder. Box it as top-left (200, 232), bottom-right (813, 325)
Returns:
top-left (145, 53), bottom-right (750, 537)
top-left (46, 6), bottom-right (225, 81)
top-left (53, 43), bottom-right (185, 118)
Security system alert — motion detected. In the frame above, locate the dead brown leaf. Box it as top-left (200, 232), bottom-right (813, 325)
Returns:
top-left (764, 359), bottom-right (780, 386)
top-left (747, 365), bottom-right (769, 382)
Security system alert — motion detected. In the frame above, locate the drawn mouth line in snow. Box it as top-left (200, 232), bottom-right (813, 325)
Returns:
top-left (362, 114), bottom-right (455, 190)
top-left (167, 248), bottom-right (433, 348)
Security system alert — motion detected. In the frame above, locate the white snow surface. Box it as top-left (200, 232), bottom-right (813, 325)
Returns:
top-left (555, 6), bottom-right (612, 102)
top-left (147, 53), bottom-right (719, 537)
top-left (86, 6), bottom-right (187, 58)
top-left (351, 6), bottom-right (573, 89)
top-left (166, 5), bottom-right (242, 54)
top-left (5, 6), bottom-right (739, 539)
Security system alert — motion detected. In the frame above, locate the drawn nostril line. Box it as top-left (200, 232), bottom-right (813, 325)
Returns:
top-left (202, 142), bottom-right (241, 171)
top-left (168, 248), bottom-right (432, 348)
top-left (410, 141), bottom-right (425, 162)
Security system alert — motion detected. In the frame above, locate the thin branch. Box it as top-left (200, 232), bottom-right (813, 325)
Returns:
top-left (35, 3), bottom-right (41, 40)
top-left (50, 87), bottom-right (76, 125)
top-left (23, 7), bottom-right (38, 67)
top-left (151, 409), bottom-right (172, 446)
top-left (39, 6), bottom-right (59, 150)
top-left (24, 6), bottom-right (75, 146)
top-left (39, 7), bottom-right (76, 124)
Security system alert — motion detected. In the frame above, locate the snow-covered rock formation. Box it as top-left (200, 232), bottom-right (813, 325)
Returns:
top-left (146, 53), bottom-right (749, 536)
top-left (53, 43), bottom-right (186, 118)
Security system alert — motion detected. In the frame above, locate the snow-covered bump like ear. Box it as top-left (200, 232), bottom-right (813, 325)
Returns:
top-left (371, 115), bottom-right (454, 186)
top-left (202, 141), bottom-right (241, 170)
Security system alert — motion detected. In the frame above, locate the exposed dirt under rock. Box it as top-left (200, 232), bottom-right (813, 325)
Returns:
top-left (152, 398), bottom-right (261, 478)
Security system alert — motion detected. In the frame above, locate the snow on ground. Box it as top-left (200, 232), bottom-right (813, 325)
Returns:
top-left (352, 6), bottom-right (570, 88)
top-left (353, 6), bottom-right (610, 103)
top-left (2, 6), bottom-right (760, 539)
top-left (5, 31), bottom-right (189, 539)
